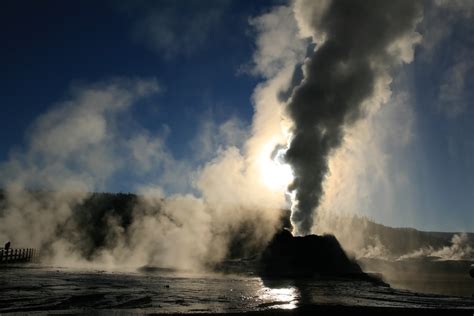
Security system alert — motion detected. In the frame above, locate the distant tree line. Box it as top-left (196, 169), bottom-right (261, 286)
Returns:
top-left (0, 190), bottom-right (472, 261)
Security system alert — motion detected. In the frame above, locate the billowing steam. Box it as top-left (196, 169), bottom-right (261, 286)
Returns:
top-left (398, 233), bottom-right (473, 261)
top-left (284, 0), bottom-right (423, 235)
top-left (0, 73), bottom-right (292, 269)
top-left (1, 0), bottom-right (466, 272)
top-left (312, 213), bottom-right (473, 262)
top-left (0, 2), bottom-right (308, 269)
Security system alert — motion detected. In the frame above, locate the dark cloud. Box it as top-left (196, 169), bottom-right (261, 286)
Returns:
top-left (285, 0), bottom-right (423, 234)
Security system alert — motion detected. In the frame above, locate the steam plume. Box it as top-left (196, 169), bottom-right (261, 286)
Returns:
top-left (285, 0), bottom-right (423, 235)
top-left (0, 1), bottom-right (308, 269)
top-left (0, 0), bottom-right (432, 269)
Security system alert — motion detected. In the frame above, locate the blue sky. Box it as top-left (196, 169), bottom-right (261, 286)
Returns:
top-left (0, 0), bottom-right (273, 161)
top-left (0, 0), bottom-right (473, 232)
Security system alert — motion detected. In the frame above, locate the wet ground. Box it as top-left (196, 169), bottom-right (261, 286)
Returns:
top-left (0, 264), bottom-right (473, 314)
top-left (360, 258), bottom-right (474, 298)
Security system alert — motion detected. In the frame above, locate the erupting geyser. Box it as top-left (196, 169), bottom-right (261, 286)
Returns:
top-left (283, 0), bottom-right (423, 235)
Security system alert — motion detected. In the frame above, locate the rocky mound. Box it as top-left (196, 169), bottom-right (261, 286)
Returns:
top-left (260, 229), bottom-right (369, 278)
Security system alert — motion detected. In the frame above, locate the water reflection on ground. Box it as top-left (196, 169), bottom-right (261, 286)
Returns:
top-left (258, 283), bottom-right (298, 309)
top-left (0, 265), bottom-right (473, 313)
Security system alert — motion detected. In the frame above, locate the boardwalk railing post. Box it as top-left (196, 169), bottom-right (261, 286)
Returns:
top-left (0, 248), bottom-right (39, 264)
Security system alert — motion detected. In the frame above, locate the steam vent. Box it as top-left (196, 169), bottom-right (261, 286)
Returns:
top-left (260, 229), bottom-right (369, 279)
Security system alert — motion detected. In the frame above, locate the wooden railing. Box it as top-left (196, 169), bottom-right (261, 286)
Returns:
top-left (0, 248), bottom-right (39, 263)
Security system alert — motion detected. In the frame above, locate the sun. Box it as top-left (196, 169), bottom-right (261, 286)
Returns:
top-left (258, 145), bottom-right (294, 191)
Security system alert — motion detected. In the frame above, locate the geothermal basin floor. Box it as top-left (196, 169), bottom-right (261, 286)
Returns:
top-left (0, 264), bottom-right (473, 314)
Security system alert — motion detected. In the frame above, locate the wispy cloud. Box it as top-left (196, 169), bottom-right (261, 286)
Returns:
top-left (120, 0), bottom-right (230, 59)
top-left (419, 0), bottom-right (474, 117)
top-left (438, 58), bottom-right (474, 118)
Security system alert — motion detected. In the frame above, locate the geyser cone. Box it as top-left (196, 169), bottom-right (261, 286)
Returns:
top-left (260, 229), bottom-right (380, 281)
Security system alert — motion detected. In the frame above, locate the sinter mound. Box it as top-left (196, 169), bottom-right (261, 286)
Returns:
top-left (260, 229), bottom-right (376, 280)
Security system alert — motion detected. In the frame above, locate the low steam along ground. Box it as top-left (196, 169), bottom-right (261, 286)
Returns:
top-left (1, 193), bottom-right (473, 313)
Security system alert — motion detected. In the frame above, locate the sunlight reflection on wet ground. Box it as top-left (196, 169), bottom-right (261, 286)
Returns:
top-left (0, 265), bottom-right (473, 313)
top-left (257, 285), bottom-right (299, 309)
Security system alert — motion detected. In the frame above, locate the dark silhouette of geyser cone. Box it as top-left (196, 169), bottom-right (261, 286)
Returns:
top-left (260, 229), bottom-right (368, 279)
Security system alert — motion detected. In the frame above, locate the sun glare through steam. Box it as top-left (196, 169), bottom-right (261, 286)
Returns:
top-left (259, 144), bottom-right (294, 191)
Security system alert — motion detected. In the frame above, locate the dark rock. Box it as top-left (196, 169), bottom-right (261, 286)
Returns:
top-left (259, 229), bottom-right (367, 278)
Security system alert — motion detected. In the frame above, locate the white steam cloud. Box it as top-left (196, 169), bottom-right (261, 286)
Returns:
top-left (0, 2), bottom-right (308, 270)
top-left (398, 233), bottom-right (473, 261)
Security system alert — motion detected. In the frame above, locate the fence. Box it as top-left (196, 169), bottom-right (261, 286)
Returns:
top-left (0, 248), bottom-right (39, 263)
